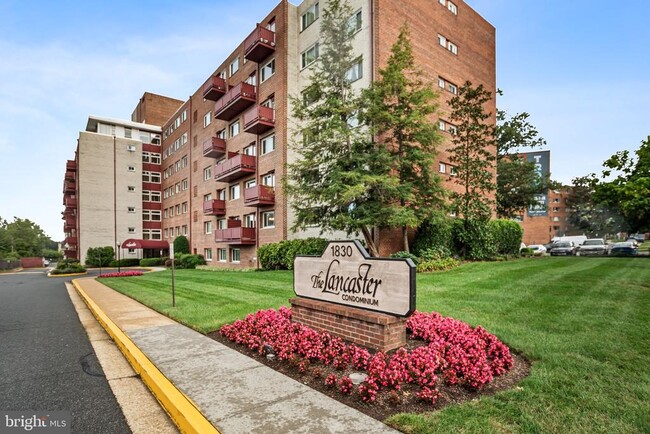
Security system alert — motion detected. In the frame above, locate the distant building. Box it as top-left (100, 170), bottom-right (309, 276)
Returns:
top-left (63, 0), bottom-right (496, 266)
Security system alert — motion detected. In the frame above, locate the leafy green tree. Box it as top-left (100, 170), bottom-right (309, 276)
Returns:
top-left (285, 0), bottom-right (382, 255)
top-left (496, 109), bottom-right (557, 218)
top-left (0, 217), bottom-right (51, 257)
top-left (566, 174), bottom-right (626, 236)
top-left (362, 23), bottom-right (446, 252)
top-left (448, 81), bottom-right (496, 222)
top-left (173, 235), bottom-right (190, 255)
top-left (42, 249), bottom-right (64, 261)
top-left (85, 246), bottom-right (115, 267)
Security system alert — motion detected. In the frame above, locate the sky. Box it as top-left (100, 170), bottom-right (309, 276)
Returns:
top-left (0, 0), bottom-right (648, 241)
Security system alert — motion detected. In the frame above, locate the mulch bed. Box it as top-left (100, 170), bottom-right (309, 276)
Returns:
top-left (208, 330), bottom-right (531, 423)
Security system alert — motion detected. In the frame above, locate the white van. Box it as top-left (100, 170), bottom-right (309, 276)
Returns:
top-left (551, 235), bottom-right (588, 246)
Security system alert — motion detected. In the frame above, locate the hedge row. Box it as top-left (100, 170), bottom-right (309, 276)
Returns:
top-left (258, 238), bottom-right (329, 270)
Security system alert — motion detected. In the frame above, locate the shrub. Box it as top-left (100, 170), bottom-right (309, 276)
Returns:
top-left (98, 271), bottom-right (144, 278)
top-left (520, 247), bottom-right (534, 257)
top-left (489, 219), bottom-right (523, 255)
top-left (85, 246), bottom-right (115, 267)
top-left (139, 257), bottom-right (165, 267)
top-left (416, 257), bottom-right (460, 273)
top-left (412, 215), bottom-right (454, 258)
top-left (51, 261), bottom-right (86, 275)
top-left (452, 218), bottom-right (497, 260)
top-left (258, 238), bottom-right (328, 270)
top-left (173, 235), bottom-right (190, 255)
top-left (175, 254), bottom-right (206, 269)
top-left (108, 258), bottom-right (140, 267)
top-left (390, 251), bottom-right (419, 265)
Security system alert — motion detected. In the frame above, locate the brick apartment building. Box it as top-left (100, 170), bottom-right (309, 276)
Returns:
top-left (63, 0), bottom-right (495, 267)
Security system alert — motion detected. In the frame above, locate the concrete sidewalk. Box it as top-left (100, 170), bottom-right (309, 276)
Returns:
top-left (72, 277), bottom-right (398, 434)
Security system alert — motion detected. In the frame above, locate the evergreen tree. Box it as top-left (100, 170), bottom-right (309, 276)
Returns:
top-left (173, 235), bottom-right (190, 255)
top-left (448, 82), bottom-right (497, 222)
top-left (363, 23), bottom-right (446, 252)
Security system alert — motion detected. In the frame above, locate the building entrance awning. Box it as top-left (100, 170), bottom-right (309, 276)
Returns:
top-left (121, 239), bottom-right (169, 250)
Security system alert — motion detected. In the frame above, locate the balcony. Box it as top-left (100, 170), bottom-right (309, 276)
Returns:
top-left (243, 105), bottom-right (275, 134)
top-left (64, 197), bottom-right (77, 209)
top-left (65, 236), bottom-right (78, 246)
top-left (244, 24), bottom-right (276, 63)
top-left (244, 185), bottom-right (275, 207)
top-left (214, 153), bottom-right (256, 182)
top-left (214, 82), bottom-right (256, 121)
top-left (215, 227), bottom-right (256, 245)
top-left (63, 216), bottom-right (76, 226)
top-left (202, 136), bottom-right (227, 159)
top-left (203, 199), bottom-right (226, 216)
top-left (202, 75), bottom-right (227, 101)
top-left (63, 181), bottom-right (75, 193)
top-left (66, 160), bottom-right (77, 171)
top-left (65, 171), bottom-right (76, 181)
top-left (63, 220), bottom-right (75, 231)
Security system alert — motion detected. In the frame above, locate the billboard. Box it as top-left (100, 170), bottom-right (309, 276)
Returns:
top-left (525, 151), bottom-right (550, 217)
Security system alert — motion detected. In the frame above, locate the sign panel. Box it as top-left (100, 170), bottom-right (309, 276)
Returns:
top-left (293, 240), bottom-right (416, 317)
top-left (525, 150), bottom-right (550, 217)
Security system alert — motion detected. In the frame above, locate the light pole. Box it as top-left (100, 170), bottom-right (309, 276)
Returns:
top-left (116, 243), bottom-right (121, 273)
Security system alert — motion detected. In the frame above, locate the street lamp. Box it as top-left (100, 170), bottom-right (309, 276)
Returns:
top-left (116, 243), bottom-right (121, 273)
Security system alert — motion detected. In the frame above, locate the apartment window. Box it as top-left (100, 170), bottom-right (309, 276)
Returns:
top-left (262, 211), bottom-right (275, 228)
top-left (164, 208), bottom-right (169, 218)
top-left (301, 2), bottom-right (319, 30)
top-left (230, 248), bottom-right (241, 263)
top-left (448, 41), bottom-right (458, 55)
top-left (128, 206), bottom-right (135, 213)
top-left (128, 227), bottom-right (136, 234)
top-left (127, 165), bottom-right (135, 172)
top-left (164, 228), bottom-right (169, 238)
top-left (182, 178), bottom-right (188, 190)
top-left (142, 171), bottom-right (161, 183)
top-left (143, 229), bottom-right (162, 240)
top-left (448, 83), bottom-right (458, 94)
top-left (301, 87), bottom-right (318, 106)
top-left (438, 77), bottom-right (445, 89)
top-left (439, 0), bottom-right (445, 5)
top-left (553, 207), bottom-right (560, 212)
top-left (230, 184), bottom-right (241, 200)
top-left (261, 134), bottom-right (275, 155)
top-left (175, 204), bottom-right (181, 214)
top-left (142, 210), bottom-right (161, 221)
top-left (218, 248), bottom-right (227, 262)
top-left (204, 193), bottom-right (212, 202)
top-left (261, 59), bottom-right (275, 82)
top-left (229, 56), bottom-right (240, 76)
top-left (266, 18), bottom-right (276, 32)
top-left (246, 72), bottom-right (257, 86)
top-left (553, 216), bottom-right (560, 222)
top-left (124, 127), bottom-right (132, 138)
top-left (217, 219), bottom-right (227, 229)
top-left (553, 198), bottom-right (560, 203)
top-left (229, 120), bottom-right (240, 138)
top-left (448, 125), bottom-right (458, 135)
top-left (439, 120), bottom-right (446, 131)
top-left (127, 144), bottom-right (136, 152)
top-left (204, 221), bottom-right (213, 234)
top-left (203, 166), bottom-right (212, 181)
top-left (217, 189), bottom-right (226, 200)
top-left (204, 248), bottom-right (213, 261)
top-left (181, 155), bottom-right (188, 167)
top-left (262, 172), bottom-right (275, 187)
top-left (348, 9), bottom-right (362, 34)
top-left (175, 183), bottom-right (181, 193)
top-left (447, 1), bottom-right (458, 14)
top-left (244, 213), bottom-right (256, 228)
top-left (244, 143), bottom-right (256, 156)
top-left (439, 162), bottom-right (447, 174)
top-left (346, 57), bottom-right (363, 82)
top-left (301, 43), bottom-right (319, 69)
top-left (450, 166), bottom-right (457, 176)
top-left (150, 191), bottom-right (161, 202)
top-left (182, 202), bottom-right (188, 213)
top-left (438, 34), bottom-right (446, 47)
top-left (203, 111), bottom-right (212, 127)
top-left (182, 225), bottom-right (188, 235)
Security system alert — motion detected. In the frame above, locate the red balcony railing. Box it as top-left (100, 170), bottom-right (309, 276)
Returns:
top-left (243, 105), bottom-right (275, 134)
top-left (215, 227), bottom-right (256, 245)
top-left (65, 236), bottom-right (78, 246)
top-left (214, 154), bottom-right (256, 182)
top-left (244, 25), bottom-right (276, 63)
top-left (202, 137), bottom-right (227, 159)
top-left (65, 171), bottom-right (76, 181)
top-left (214, 82), bottom-right (256, 121)
top-left (66, 160), bottom-right (77, 171)
top-left (65, 197), bottom-right (77, 208)
top-left (202, 76), bottom-right (227, 101)
top-left (63, 220), bottom-right (76, 231)
top-left (63, 216), bottom-right (76, 226)
top-left (244, 185), bottom-right (275, 207)
top-left (63, 181), bottom-right (75, 193)
top-left (203, 199), bottom-right (226, 216)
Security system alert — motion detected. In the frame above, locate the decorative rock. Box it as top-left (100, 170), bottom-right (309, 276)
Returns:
top-left (349, 372), bottom-right (368, 385)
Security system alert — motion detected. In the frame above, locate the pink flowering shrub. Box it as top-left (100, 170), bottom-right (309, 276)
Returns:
top-left (220, 307), bottom-right (513, 406)
top-left (98, 271), bottom-right (144, 278)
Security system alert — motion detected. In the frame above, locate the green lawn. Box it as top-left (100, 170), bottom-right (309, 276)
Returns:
top-left (102, 257), bottom-right (650, 433)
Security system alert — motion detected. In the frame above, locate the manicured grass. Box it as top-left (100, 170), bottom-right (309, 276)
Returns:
top-left (102, 258), bottom-right (650, 433)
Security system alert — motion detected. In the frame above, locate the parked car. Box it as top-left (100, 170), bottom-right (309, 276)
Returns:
top-left (527, 245), bottom-right (547, 256)
top-left (610, 241), bottom-right (638, 256)
top-left (576, 238), bottom-right (608, 256)
top-left (549, 241), bottom-right (577, 256)
top-left (629, 233), bottom-right (646, 243)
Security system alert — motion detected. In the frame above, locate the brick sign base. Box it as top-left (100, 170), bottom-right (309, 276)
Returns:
top-left (290, 297), bottom-right (406, 352)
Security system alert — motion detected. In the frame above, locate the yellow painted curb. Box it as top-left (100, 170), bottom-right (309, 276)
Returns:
top-left (48, 271), bottom-right (88, 278)
top-left (73, 279), bottom-right (219, 434)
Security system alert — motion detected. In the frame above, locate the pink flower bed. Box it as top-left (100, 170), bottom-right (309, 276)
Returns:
top-left (220, 307), bottom-right (513, 405)
top-left (97, 271), bottom-right (144, 278)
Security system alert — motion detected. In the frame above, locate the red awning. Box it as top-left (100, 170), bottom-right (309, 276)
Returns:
top-left (121, 239), bottom-right (169, 249)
